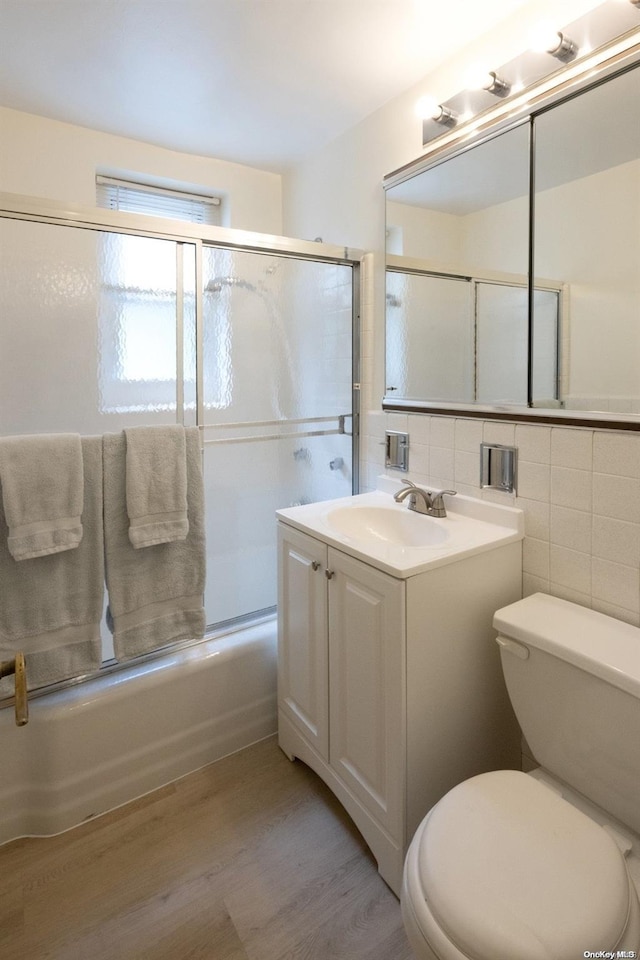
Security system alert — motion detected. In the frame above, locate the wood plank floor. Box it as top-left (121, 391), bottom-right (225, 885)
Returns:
top-left (0, 735), bottom-right (413, 960)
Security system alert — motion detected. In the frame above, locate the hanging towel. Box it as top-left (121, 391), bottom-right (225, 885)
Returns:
top-left (0, 436), bottom-right (104, 693)
top-left (103, 427), bottom-right (206, 661)
top-left (124, 424), bottom-right (189, 549)
top-left (0, 433), bottom-right (84, 561)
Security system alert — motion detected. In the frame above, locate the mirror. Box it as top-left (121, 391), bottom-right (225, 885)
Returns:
top-left (384, 59), bottom-right (640, 421)
top-left (533, 66), bottom-right (640, 415)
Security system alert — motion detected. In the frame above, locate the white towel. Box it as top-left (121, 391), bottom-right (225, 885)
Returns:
top-left (0, 436), bottom-right (104, 693)
top-left (0, 433), bottom-right (84, 561)
top-left (125, 425), bottom-right (189, 548)
top-left (103, 427), bottom-right (206, 661)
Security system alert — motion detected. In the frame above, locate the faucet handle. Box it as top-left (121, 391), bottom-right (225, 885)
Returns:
top-left (427, 489), bottom-right (457, 518)
top-left (393, 479), bottom-right (417, 501)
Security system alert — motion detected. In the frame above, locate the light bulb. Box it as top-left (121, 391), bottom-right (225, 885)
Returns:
top-left (530, 21), bottom-right (578, 61)
top-left (465, 64), bottom-right (495, 91)
top-left (465, 64), bottom-right (510, 97)
top-left (415, 96), bottom-right (458, 125)
top-left (414, 96), bottom-right (440, 120)
top-left (530, 22), bottom-right (563, 53)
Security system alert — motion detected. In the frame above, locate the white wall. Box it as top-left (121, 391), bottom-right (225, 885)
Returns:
top-left (283, 0), bottom-right (640, 625)
top-left (0, 106), bottom-right (283, 234)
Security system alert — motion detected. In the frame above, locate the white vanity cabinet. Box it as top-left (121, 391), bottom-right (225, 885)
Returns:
top-left (277, 525), bottom-right (329, 761)
top-left (278, 523), bottom-right (404, 843)
top-left (276, 493), bottom-right (523, 896)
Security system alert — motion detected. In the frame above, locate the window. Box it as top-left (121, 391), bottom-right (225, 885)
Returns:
top-left (96, 176), bottom-right (222, 226)
top-left (98, 232), bottom-right (191, 414)
top-left (95, 175), bottom-right (218, 414)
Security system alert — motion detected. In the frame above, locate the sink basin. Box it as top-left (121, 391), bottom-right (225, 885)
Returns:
top-left (326, 505), bottom-right (449, 547)
top-left (276, 487), bottom-right (524, 578)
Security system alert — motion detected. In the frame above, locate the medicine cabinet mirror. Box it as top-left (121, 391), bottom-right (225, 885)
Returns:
top-left (384, 41), bottom-right (640, 425)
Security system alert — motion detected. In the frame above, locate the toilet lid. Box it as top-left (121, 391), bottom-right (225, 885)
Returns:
top-left (417, 770), bottom-right (631, 960)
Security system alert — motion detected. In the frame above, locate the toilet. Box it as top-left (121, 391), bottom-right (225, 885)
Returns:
top-left (401, 593), bottom-right (640, 960)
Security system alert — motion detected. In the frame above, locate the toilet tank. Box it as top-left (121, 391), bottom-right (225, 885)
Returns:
top-left (493, 593), bottom-right (640, 835)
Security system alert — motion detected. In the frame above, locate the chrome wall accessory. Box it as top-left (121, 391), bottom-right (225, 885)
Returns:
top-left (480, 443), bottom-right (517, 494)
top-left (385, 430), bottom-right (409, 471)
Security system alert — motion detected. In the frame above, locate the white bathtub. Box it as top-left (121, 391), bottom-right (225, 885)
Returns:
top-left (0, 619), bottom-right (277, 846)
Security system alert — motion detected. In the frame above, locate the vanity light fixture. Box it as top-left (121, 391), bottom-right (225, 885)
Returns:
top-left (468, 67), bottom-right (512, 97)
top-left (414, 2), bottom-right (639, 152)
top-left (483, 71), bottom-right (511, 97)
top-left (531, 24), bottom-right (579, 62)
top-left (415, 95), bottom-right (458, 126)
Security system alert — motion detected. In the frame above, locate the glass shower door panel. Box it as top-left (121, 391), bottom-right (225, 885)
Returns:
top-left (1, 218), bottom-right (104, 435)
top-left (202, 247), bottom-right (353, 423)
top-left (531, 289), bottom-right (560, 405)
top-left (0, 216), bottom-right (198, 666)
top-left (385, 271), bottom-right (473, 402)
top-left (476, 283), bottom-right (528, 404)
top-left (203, 430), bottom-right (353, 626)
top-left (201, 247), bottom-right (354, 626)
top-left (0, 217), bottom-right (192, 435)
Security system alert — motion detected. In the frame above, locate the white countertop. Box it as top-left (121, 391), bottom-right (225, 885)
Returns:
top-left (277, 481), bottom-right (524, 579)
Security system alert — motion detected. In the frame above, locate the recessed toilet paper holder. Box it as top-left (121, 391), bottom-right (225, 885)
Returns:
top-left (480, 443), bottom-right (516, 494)
top-left (385, 431), bottom-right (409, 472)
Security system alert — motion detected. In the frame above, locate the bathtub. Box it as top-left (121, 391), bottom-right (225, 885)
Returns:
top-left (0, 619), bottom-right (277, 846)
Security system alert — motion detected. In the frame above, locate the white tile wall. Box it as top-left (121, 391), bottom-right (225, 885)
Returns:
top-left (355, 266), bottom-right (640, 626)
top-left (361, 410), bottom-right (640, 625)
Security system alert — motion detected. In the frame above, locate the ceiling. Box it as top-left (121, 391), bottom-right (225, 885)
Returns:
top-left (0, 0), bottom-right (535, 173)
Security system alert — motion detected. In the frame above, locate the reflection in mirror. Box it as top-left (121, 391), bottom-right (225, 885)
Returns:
top-left (385, 123), bottom-right (535, 406)
top-left (386, 273), bottom-right (472, 402)
top-left (386, 268), bottom-right (560, 405)
top-left (533, 65), bottom-right (640, 415)
top-left (386, 123), bottom-right (529, 270)
top-left (384, 57), bottom-right (640, 420)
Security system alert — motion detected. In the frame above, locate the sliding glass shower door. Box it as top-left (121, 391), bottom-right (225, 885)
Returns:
top-left (0, 211), bottom-right (358, 670)
top-left (200, 245), bottom-right (355, 626)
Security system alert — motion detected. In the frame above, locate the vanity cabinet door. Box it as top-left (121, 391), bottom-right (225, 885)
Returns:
top-left (277, 524), bottom-right (329, 760)
top-left (327, 548), bottom-right (405, 839)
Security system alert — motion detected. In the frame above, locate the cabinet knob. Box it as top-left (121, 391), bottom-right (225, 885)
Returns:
top-left (325, 569), bottom-right (334, 580)
top-left (311, 561), bottom-right (321, 571)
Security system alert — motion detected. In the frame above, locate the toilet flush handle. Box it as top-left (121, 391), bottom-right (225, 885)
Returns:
top-left (496, 635), bottom-right (529, 660)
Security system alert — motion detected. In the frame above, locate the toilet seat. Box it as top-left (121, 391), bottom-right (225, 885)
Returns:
top-left (403, 770), bottom-right (640, 960)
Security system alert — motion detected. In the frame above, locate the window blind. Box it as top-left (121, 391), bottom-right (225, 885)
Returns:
top-left (96, 176), bottom-right (221, 225)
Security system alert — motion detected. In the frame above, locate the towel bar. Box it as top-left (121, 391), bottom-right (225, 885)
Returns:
top-left (0, 653), bottom-right (29, 726)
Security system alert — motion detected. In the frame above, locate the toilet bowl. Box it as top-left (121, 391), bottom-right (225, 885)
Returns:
top-left (401, 594), bottom-right (640, 960)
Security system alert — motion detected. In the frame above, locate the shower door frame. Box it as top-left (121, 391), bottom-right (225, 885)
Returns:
top-left (0, 192), bottom-right (363, 699)
top-left (0, 192), bottom-right (362, 493)
top-left (196, 239), bottom-right (361, 495)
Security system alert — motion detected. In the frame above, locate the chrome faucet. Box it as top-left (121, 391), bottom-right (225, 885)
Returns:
top-left (394, 480), bottom-right (457, 517)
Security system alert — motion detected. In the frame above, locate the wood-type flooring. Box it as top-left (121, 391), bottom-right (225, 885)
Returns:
top-left (0, 735), bottom-right (413, 960)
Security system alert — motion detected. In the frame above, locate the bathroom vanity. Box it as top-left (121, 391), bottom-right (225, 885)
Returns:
top-left (276, 481), bottom-right (524, 895)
